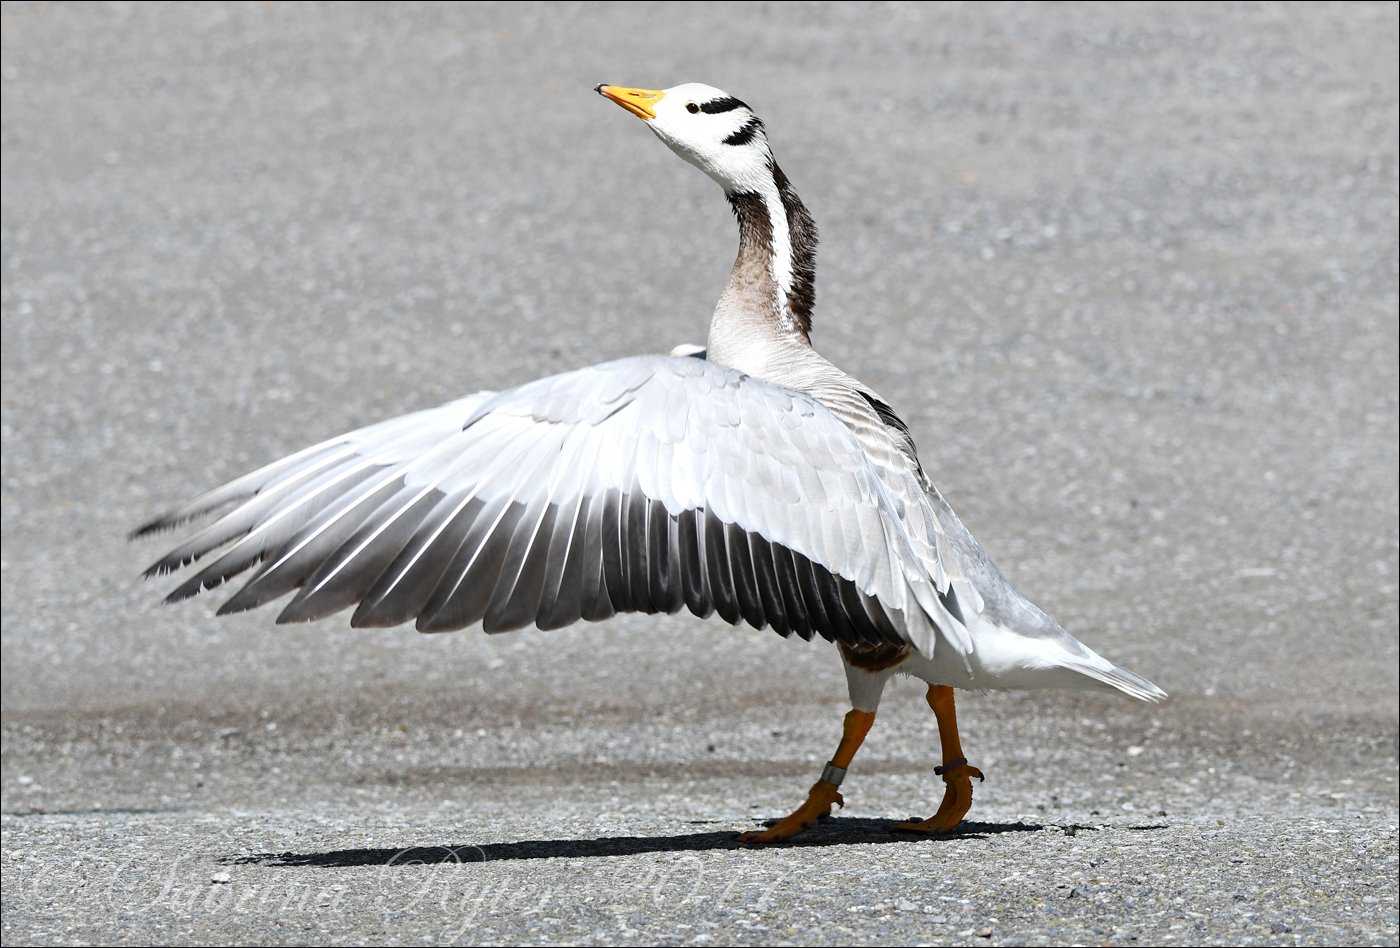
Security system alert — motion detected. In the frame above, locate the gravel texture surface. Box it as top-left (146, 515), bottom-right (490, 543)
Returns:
top-left (2, 2), bottom-right (1397, 946)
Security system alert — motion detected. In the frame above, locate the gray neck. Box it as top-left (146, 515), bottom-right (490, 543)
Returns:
top-left (706, 161), bottom-right (818, 378)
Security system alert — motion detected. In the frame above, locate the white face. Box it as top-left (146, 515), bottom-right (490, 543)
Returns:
top-left (642, 83), bottom-right (774, 195)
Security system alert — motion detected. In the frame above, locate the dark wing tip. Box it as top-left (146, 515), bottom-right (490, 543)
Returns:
top-left (128, 512), bottom-right (188, 541)
top-left (161, 580), bottom-right (204, 605)
top-left (141, 549), bottom-right (204, 579)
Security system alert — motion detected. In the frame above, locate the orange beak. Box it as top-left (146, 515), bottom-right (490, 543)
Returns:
top-left (596, 84), bottom-right (666, 120)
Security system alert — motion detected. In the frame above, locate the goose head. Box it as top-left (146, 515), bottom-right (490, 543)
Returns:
top-left (597, 82), bottom-right (819, 367)
top-left (596, 83), bottom-right (773, 196)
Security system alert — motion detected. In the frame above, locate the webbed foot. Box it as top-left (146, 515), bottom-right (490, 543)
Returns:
top-left (738, 779), bottom-right (843, 843)
top-left (891, 759), bottom-right (984, 833)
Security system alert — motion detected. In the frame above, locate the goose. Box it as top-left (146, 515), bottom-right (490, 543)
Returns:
top-left (134, 82), bottom-right (1165, 842)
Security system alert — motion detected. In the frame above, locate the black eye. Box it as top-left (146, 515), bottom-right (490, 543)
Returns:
top-left (686, 102), bottom-right (699, 114)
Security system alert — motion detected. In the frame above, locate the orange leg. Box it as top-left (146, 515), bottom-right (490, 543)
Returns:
top-left (893, 685), bottom-right (983, 833)
top-left (738, 708), bottom-right (876, 843)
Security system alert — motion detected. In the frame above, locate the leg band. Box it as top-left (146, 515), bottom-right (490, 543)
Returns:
top-left (819, 761), bottom-right (847, 786)
top-left (933, 757), bottom-right (967, 775)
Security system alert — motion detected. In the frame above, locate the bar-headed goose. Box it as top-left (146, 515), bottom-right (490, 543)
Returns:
top-left (135, 82), bottom-right (1164, 841)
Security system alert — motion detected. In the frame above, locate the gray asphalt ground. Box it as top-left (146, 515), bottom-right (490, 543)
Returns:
top-left (2, 2), bottom-right (1397, 945)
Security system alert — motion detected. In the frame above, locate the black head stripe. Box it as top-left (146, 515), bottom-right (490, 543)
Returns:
top-left (723, 117), bottom-right (764, 147)
top-left (700, 96), bottom-right (749, 114)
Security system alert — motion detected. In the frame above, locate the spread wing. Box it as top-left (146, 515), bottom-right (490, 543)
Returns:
top-left (134, 355), bottom-right (974, 658)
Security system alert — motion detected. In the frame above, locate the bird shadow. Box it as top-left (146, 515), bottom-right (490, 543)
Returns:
top-left (229, 817), bottom-right (1043, 868)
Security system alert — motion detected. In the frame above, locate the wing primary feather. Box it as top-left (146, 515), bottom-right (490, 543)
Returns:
top-left (693, 505), bottom-right (714, 614)
top-left (218, 474), bottom-right (409, 614)
top-left (342, 494), bottom-right (488, 627)
top-left (677, 508), bottom-right (713, 618)
top-left (266, 483), bottom-right (444, 621)
top-left (663, 508), bottom-right (685, 614)
top-left (599, 487), bottom-right (631, 613)
top-left (132, 442), bottom-right (353, 541)
top-left (143, 477), bottom-right (317, 576)
top-left (811, 560), bottom-right (861, 646)
top-left (725, 521), bottom-right (767, 630)
top-left (536, 493), bottom-right (589, 630)
top-left (579, 491), bottom-right (615, 622)
top-left (646, 498), bottom-right (672, 613)
top-left (135, 393), bottom-right (490, 540)
top-left (484, 502), bottom-right (557, 633)
top-left (534, 415), bottom-right (608, 627)
top-left (625, 482), bottom-right (654, 613)
top-left (171, 402), bottom-right (486, 578)
top-left (748, 532), bottom-right (790, 637)
top-left (858, 586), bottom-right (904, 645)
top-left (578, 555), bottom-right (615, 622)
top-left (158, 463), bottom-right (384, 598)
top-left (792, 550), bottom-right (837, 643)
top-left (297, 414), bottom-right (536, 616)
top-left (477, 424), bottom-right (589, 630)
top-left (153, 451), bottom-right (394, 579)
top-left (770, 543), bottom-right (813, 641)
top-left (292, 476), bottom-right (453, 605)
top-left (839, 576), bottom-right (887, 645)
top-left (704, 510), bottom-right (742, 625)
top-left (418, 500), bottom-right (526, 632)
